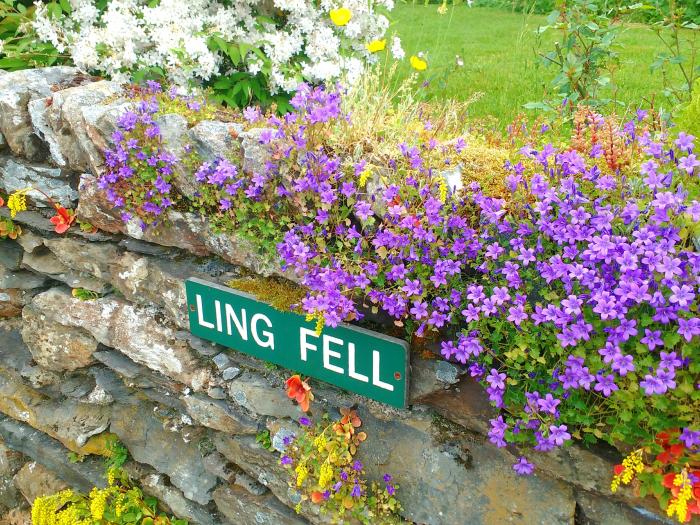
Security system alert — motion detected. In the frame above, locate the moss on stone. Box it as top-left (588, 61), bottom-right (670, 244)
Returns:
top-left (226, 277), bottom-right (307, 314)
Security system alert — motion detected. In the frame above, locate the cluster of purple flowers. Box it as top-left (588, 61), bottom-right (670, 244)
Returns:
top-left (105, 81), bottom-right (698, 472)
top-left (101, 81), bottom-right (198, 227)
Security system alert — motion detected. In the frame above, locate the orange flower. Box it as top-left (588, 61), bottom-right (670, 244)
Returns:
top-left (286, 375), bottom-right (313, 412)
top-left (50, 206), bottom-right (75, 234)
top-left (0, 196), bottom-right (4, 207)
top-left (613, 464), bottom-right (624, 476)
top-left (310, 491), bottom-right (325, 504)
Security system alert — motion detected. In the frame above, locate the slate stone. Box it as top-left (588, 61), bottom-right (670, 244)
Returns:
top-left (0, 417), bottom-right (105, 493)
top-left (110, 404), bottom-right (217, 505)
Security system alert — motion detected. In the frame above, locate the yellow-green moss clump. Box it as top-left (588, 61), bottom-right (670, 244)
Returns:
top-left (227, 277), bottom-right (308, 313)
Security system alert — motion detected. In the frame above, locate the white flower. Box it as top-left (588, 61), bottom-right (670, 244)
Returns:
top-left (32, 0), bottom-right (396, 93)
top-left (390, 36), bottom-right (404, 60)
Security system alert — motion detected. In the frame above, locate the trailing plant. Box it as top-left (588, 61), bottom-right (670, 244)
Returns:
top-left (279, 409), bottom-right (402, 524)
top-left (103, 83), bottom-right (699, 521)
top-left (31, 467), bottom-right (188, 525)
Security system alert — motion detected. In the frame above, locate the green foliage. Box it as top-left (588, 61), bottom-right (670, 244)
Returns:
top-left (205, 35), bottom-right (294, 113)
top-left (256, 429), bottom-right (274, 450)
top-left (649, 0), bottom-right (700, 102)
top-left (105, 437), bottom-right (129, 472)
top-left (0, 0), bottom-right (70, 71)
top-left (529, 0), bottom-right (630, 112)
top-left (676, 77), bottom-right (700, 135)
top-left (71, 288), bottom-right (101, 301)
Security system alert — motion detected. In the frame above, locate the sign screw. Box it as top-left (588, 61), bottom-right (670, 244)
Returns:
top-left (394, 372), bottom-right (402, 380)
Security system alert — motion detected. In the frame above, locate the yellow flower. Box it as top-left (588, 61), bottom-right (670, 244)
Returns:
top-left (358, 167), bottom-right (372, 187)
top-left (7, 189), bottom-right (29, 218)
top-left (295, 463), bottom-right (309, 487)
top-left (319, 462), bottom-right (334, 488)
top-left (437, 1), bottom-right (448, 14)
top-left (410, 55), bottom-right (428, 71)
top-left (365, 39), bottom-right (386, 53)
top-left (330, 8), bottom-right (351, 26)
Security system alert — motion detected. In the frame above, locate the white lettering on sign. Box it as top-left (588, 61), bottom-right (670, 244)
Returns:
top-left (215, 300), bottom-right (223, 332)
top-left (225, 304), bottom-right (248, 340)
top-left (196, 295), bottom-right (214, 329)
top-left (348, 343), bottom-right (368, 383)
top-left (373, 351), bottom-right (394, 391)
top-left (251, 313), bottom-right (275, 350)
top-left (323, 335), bottom-right (345, 375)
top-left (299, 327), bottom-right (318, 361)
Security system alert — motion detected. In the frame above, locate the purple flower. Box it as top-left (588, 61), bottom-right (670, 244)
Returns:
top-left (549, 424), bottom-right (571, 446)
top-left (351, 482), bottom-right (362, 498)
top-left (594, 373), bottom-right (618, 397)
top-left (352, 460), bottom-right (363, 471)
top-left (299, 417), bottom-right (311, 426)
top-left (513, 456), bottom-right (535, 476)
top-left (281, 455), bottom-right (292, 466)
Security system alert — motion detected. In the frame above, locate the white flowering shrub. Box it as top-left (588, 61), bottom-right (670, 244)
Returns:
top-left (32, 0), bottom-right (403, 106)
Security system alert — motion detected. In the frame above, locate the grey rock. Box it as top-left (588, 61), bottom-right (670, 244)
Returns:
top-left (213, 485), bottom-right (308, 525)
top-left (207, 386), bottom-right (227, 400)
top-left (0, 325), bottom-right (33, 373)
top-left (182, 393), bottom-right (258, 434)
top-left (435, 360), bottom-right (462, 384)
top-left (59, 375), bottom-right (97, 399)
top-left (110, 404), bottom-right (217, 505)
top-left (228, 374), bottom-right (300, 420)
top-left (0, 131), bottom-right (6, 152)
top-left (234, 471), bottom-right (268, 497)
top-left (189, 120), bottom-right (242, 162)
top-left (202, 451), bottom-right (235, 482)
top-left (15, 230), bottom-right (44, 253)
top-left (213, 353), bottom-right (231, 370)
top-left (118, 237), bottom-right (173, 256)
top-left (22, 248), bottom-right (109, 293)
top-left (238, 128), bottom-right (274, 175)
top-left (40, 80), bottom-right (123, 172)
top-left (221, 366), bottom-right (240, 381)
top-left (30, 288), bottom-right (211, 390)
top-left (0, 266), bottom-right (50, 290)
top-left (0, 239), bottom-right (23, 270)
top-left (13, 461), bottom-right (68, 504)
top-left (0, 156), bottom-right (78, 208)
top-left (0, 440), bottom-right (25, 513)
top-left (575, 489), bottom-right (675, 525)
top-left (358, 409), bottom-right (575, 525)
top-left (0, 66), bottom-right (78, 160)
top-left (0, 417), bottom-right (105, 493)
top-left (43, 237), bottom-right (119, 281)
top-left (135, 470), bottom-right (219, 525)
top-left (0, 366), bottom-right (110, 450)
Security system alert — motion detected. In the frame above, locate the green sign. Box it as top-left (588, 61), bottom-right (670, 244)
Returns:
top-left (185, 278), bottom-right (409, 408)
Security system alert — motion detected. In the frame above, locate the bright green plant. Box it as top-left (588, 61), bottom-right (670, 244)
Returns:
top-left (280, 408), bottom-right (402, 524)
top-left (650, 0), bottom-right (700, 103)
top-left (676, 78), bottom-right (700, 136)
top-left (530, 0), bottom-right (627, 112)
top-left (31, 467), bottom-right (188, 525)
top-left (256, 429), bottom-right (274, 450)
top-left (0, 0), bottom-right (69, 71)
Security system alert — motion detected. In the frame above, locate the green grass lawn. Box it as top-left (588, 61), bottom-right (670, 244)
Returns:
top-left (388, 5), bottom-right (687, 123)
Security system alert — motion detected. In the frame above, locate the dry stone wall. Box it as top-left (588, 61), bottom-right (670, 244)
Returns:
top-left (0, 67), bottom-right (676, 525)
